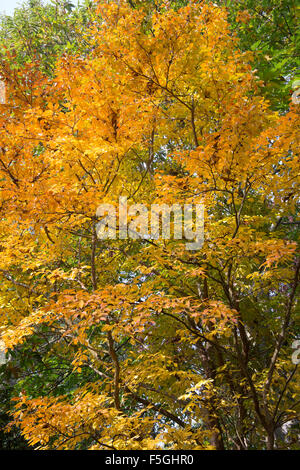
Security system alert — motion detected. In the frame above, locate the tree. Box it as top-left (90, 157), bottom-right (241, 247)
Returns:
top-left (215, 0), bottom-right (299, 112)
top-left (134, 0), bottom-right (299, 111)
top-left (0, 0), bottom-right (93, 449)
top-left (0, 0), bottom-right (94, 75)
top-left (0, 0), bottom-right (299, 450)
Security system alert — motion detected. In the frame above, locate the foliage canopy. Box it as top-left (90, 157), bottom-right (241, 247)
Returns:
top-left (0, 0), bottom-right (299, 450)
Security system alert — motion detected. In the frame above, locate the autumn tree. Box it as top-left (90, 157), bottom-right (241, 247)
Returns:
top-left (0, 0), bottom-right (94, 450)
top-left (0, 0), bottom-right (299, 450)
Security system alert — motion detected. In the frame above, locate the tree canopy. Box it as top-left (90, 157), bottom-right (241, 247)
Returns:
top-left (0, 0), bottom-right (299, 450)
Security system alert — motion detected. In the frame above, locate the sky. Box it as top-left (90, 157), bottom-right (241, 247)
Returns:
top-left (0, 0), bottom-right (28, 16)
